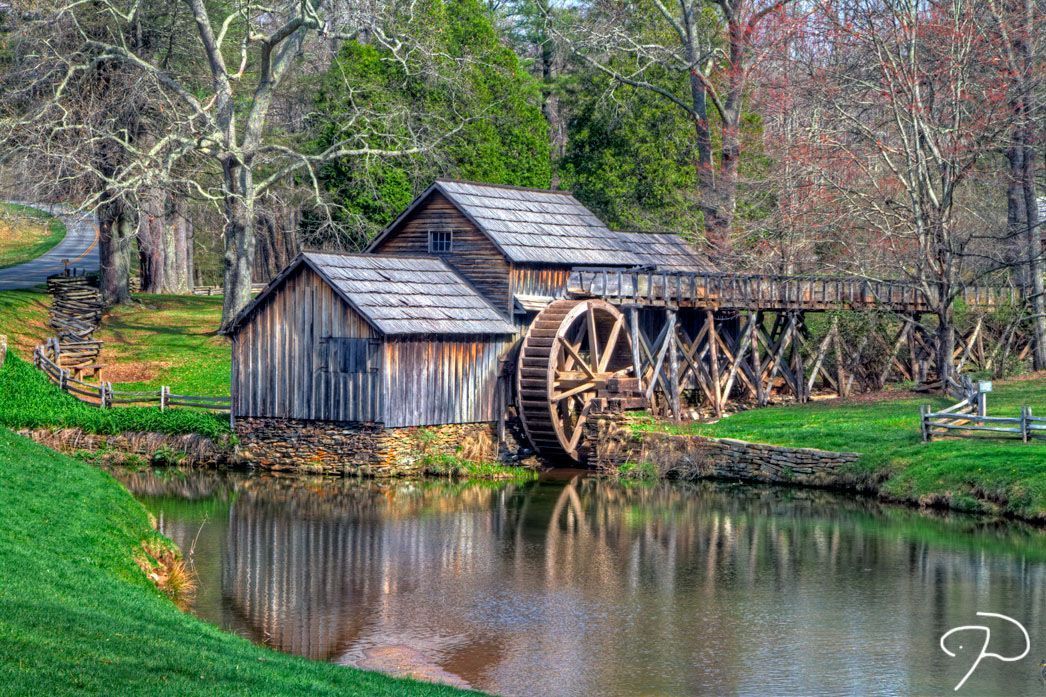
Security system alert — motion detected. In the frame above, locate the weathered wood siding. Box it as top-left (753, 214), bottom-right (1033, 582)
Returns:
top-left (382, 337), bottom-right (508, 427)
top-left (508, 264), bottom-right (573, 299)
top-left (371, 192), bottom-right (513, 314)
top-left (232, 266), bottom-right (383, 422)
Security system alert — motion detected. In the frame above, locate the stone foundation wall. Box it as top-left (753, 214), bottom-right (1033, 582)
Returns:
top-left (233, 418), bottom-right (500, 476)
top-left (584, 414), bottom-right (860, 487)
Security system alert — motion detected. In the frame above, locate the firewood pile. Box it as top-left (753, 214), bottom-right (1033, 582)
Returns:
top-left (46, 272), bottom-right (104, 379)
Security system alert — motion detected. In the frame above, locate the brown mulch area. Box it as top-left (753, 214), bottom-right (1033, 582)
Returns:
top-left (97, 359), bottom-right (171, 383)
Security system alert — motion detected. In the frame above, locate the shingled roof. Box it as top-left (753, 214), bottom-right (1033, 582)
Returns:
top-left (367, 179), bottom-right (646, 266)
top-left (230, 253), bottom-right (514, 336)
top-left (614, 232), bottom-right (717, 273)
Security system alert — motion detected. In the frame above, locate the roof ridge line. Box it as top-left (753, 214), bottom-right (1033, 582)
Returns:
top-left (435, 178), bottom-right (577, 197)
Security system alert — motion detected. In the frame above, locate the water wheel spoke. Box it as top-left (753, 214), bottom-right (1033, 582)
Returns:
top-left (557, 336), bottom-right (596, 379)
top-left (567, 403), bottom-right (593, 451)
top-left (562, 323), bottom-right (587, 372)
top-left (598, 315), bottom-right (625, 372)
top-left (551, 380), bottom-right (597, 403)
top-left (586, 305), bottom-right (601, 370)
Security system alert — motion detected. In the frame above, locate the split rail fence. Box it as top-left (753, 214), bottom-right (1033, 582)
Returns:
top-left (32, 270), bottom-right (229, 413)
top-left (33, 340), bottom-right (230, 412)
top-left (921, 378), bottom-right (1044, 443)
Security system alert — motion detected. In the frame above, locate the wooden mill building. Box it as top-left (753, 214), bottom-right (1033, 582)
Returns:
top-left (228, 253), bottom-right (514, 428)
top-left (229, 180), bottom-right (716, 473)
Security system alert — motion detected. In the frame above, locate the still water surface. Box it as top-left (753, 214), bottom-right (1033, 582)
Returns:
top-left (114, 468), bottom-right (1046, 696)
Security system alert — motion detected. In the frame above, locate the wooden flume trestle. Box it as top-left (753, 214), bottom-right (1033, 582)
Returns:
top-left (516, 268), bottom-right (1031, 462)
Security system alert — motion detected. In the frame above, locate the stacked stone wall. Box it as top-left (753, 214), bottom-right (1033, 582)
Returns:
top-left (584, 414), bottom-right (860, 486)
top-left (234, 418), bottom-right (499, 476)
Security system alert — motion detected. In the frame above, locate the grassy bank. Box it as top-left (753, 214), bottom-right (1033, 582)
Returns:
top-left (0, 429), bottom-right (471, 696)
top-left (0, 203), bottom-right (66, 268)
top-left (636, 377), bottom-right (1046, 520)
top-left (0, 351), bottom-right (228, 439)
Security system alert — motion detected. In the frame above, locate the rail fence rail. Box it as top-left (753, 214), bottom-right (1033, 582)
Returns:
top-left (921, 377), bottom-right (1043, 443)
top-left (569, 268), bottom-right (1019, 312)
top-left (33, 335), bottom-right (229, 412)
top-left (127, 277), bottom-right (266, 296)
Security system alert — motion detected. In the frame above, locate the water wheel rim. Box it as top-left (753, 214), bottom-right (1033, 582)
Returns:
top-left (517, 298), bottom-right (630, 463)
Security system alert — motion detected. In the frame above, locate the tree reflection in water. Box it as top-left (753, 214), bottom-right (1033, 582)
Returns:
top-left (112, 468), bottom-right (1046, 697)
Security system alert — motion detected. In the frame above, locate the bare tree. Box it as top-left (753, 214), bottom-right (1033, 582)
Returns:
top-left (2, 0), bottom-right (467, 329)
top-left (552, 0), bottom-right (794, 255)
top-left (987, 0), bottom-right (1045, 369)
top-left (797, 0), bottom-right (1015, 388)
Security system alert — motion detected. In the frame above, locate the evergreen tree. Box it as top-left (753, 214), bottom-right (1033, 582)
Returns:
top-left (312, 0), bottom-right (550, 246)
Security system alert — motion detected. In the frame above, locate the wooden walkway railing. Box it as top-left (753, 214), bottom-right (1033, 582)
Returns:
top-left (568, 268), bottom-right (1018, 312)
top-left (33, 338), bottom-right (229, 412)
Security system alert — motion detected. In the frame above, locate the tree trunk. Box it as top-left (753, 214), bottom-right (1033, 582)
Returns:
top-left (936, 308), bottom-right (955, 391)
top-left (139, 188), bottom-right (196, 294)
top-left (254, 202), bottom-right (301, 282)
top-left (688, 68), bottom-right (732, 255)
top-left (171, 198), bottom-right (194, 294)
top-left (540, 30), bottom-right (565, 188)
top-left (137, 187), bottom-right (166, 293)
top-left (97, 198), bottom-right (133, 306)
top-left (220, 163), bottom-right (257, 332)
top-left (1021, 137), bottom-right (1045, 369)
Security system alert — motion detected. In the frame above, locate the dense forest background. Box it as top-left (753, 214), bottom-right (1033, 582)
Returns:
top-left (0, 0), bottom-right (1042, 362)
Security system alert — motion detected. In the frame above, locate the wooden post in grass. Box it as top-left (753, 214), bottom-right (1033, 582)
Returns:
top-left (160, 385), bottom-right (169, 411)
top-left (0, 334), bottom-right (6, 369)
top-left (920, 404), bottom-right (931, 442)
top-left (1022, 406), bottom-right (1031, 444)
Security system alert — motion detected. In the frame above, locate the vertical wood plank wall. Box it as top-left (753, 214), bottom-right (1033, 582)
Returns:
top-left (508, 264), bottom-right (573, 299)
top-left (382, 337), bottom-right (508, 427)
top-left (233, 266), bottom-right (383, 422)
top-left (372, 192), bottom-right (513, 315)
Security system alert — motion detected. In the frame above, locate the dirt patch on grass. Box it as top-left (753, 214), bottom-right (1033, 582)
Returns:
top-left (99, 359), bottom-right (172, 383)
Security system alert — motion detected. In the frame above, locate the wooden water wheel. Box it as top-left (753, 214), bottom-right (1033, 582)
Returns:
top-left (516, 299), bottom-right (635, 462)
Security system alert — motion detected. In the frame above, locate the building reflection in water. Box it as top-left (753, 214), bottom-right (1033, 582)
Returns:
top-left (114, 468), bottom-right (1046, 697)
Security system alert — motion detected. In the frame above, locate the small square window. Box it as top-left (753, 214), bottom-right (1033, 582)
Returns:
top-left (428, 230), bottom-right (452, 253)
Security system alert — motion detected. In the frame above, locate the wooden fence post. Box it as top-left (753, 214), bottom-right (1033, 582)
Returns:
top-left (160, 385), bottom-right (169, 411)
top-left (0, 334), bottom-right (6, 370)
top-left (101, 382), bottom-right (112, 409)
top-left (59, 368), bottom-right (68, 392)
top-left (920, 404), bottom-right (931, 442)
top-left (1022, 406), bottom-right (1031, 444)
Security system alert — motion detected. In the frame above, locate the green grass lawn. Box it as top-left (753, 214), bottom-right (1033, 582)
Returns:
top-left (96, 294), bottom-right (230, 396)
top-left (636, 377), bottom-right (1046, 520)
top-left (0, 428), bottom-right (473, 696)
top-left (0, 203), bottom-right (67, 269)
top-left (0, 289), bottom-right (52, 355)
top-left (0, 289), bottom-right (230, 397)
top-left (0, 350), bottom-right (229, 439)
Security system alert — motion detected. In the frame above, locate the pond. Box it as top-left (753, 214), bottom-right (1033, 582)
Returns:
top-left (113, 467), bottom-right (1046, 696)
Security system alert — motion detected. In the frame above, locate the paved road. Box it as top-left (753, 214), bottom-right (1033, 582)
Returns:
top-left (0, 202), bottom-right (99, 290)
